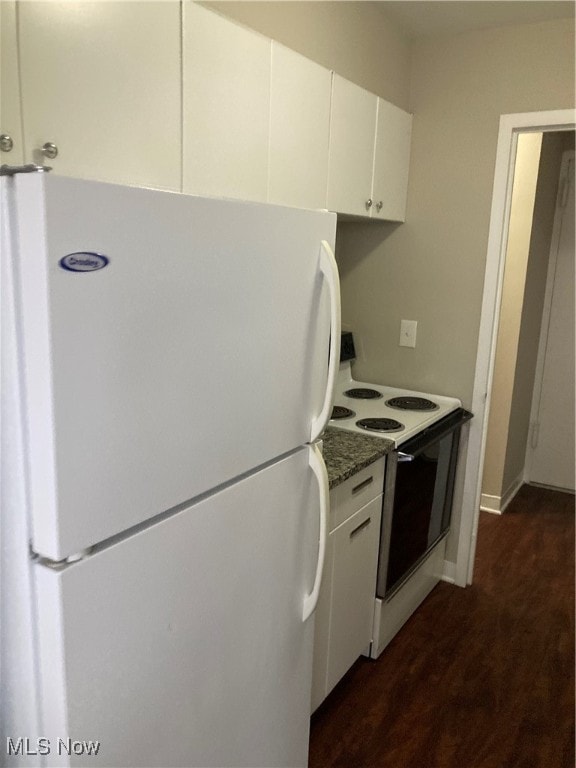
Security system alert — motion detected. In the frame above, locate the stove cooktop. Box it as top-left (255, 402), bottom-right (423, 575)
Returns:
top-left (329, 361), bottom-right (462, 447)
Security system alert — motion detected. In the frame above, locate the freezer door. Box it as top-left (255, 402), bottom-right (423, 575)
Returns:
top-left (33, 447), bottom-right (320, 768)
top-left (11, 173), bottom-right (337, 560)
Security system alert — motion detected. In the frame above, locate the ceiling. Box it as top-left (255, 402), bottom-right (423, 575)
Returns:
top-left (374, 1), bottom-right (575, 39)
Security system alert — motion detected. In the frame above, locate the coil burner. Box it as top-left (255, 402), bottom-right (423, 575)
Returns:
top-left (356, 417), bottom-right (404, 433)
top-left (331, 406), bottom-right (356, 420)
top-left (385, 396), bottom-right (438, 411)
top-left (344, 388), bottom-right (382, 400)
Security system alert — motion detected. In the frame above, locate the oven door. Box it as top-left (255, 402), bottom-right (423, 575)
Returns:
top-left (376, 408), bottom-right (472, 599)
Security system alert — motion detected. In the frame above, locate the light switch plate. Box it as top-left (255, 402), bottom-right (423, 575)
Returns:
top-left (399, 319), bottom-right (417, 348)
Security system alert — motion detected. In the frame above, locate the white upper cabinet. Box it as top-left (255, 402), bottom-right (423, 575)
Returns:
top-left (183, 3), bottom-right (270, 202)
top-left (327, 75), bottom-right (378, 217)
top-left (268, 43), bottom-right (331, 210)
top-left (372, 98), bottom-right (412, 222)
top-left (327, 74), bottom-right (412, 220)
top-left (6, 1), bottom-right (412, 215)
top-left (1, 2), bottom-right (24, 164)
top-left (17, 1), bottom-right (181, 190)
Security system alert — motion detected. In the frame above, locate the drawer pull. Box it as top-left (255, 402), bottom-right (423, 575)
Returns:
top-left (350, 517), bottom-right (371, 539)
top-left (352, 476), bottom-right (373, 494)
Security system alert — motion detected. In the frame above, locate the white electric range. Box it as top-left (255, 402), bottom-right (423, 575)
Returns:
top-left (329, 359), bottom-right (462, 446)
top-left (328, 337), bottom-right (472, 661)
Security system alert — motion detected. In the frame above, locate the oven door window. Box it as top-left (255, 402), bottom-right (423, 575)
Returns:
top-left (385, 430), bottom-right (456, 596)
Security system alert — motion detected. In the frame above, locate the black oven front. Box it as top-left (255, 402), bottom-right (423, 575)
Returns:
top-left (376, 408), bottom-right (473, 599)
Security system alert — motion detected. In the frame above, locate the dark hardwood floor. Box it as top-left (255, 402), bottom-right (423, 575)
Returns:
top-left (309, 483), bottom-right (575, 768)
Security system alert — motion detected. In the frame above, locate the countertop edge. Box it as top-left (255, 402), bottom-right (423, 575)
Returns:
top-left (321, 426), bottom-right (394, 489)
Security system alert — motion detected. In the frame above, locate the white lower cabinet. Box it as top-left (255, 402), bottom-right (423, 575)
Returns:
top-left (311, 458), bottom-right (384, 712)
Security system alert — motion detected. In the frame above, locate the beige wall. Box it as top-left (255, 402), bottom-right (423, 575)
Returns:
top-left (203, 1), bottom-right (411, 110)
top-left (338, 17), bottom-right (575, 404)
top-left (481, 133), bottom-right (543, 504)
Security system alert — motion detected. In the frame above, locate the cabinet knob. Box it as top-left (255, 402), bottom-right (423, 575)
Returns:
top-left (0, 134), bottom-right (14, 153)
top-left (376, 200), bottom-right (383, 212)
top-left (365, 198), bottom-right (373, 211)
top-left (42, 142), bottom-right (59, 159)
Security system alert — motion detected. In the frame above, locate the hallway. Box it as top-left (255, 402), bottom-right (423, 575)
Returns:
top-left (309, 484), bottom-right (575, 768)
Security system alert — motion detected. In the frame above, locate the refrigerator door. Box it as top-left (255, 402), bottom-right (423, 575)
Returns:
top-left (1, 176), bottom-right (41, 757)
top-left (33, 447), bottom-right (320, 768)
top-left (10, 173), bottom-right (337, 560)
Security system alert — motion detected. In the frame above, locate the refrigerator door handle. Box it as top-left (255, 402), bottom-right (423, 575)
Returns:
top-left (302, 442), bottom-right (329, 622)
top-left (310, 240), bottom-right (341, 442)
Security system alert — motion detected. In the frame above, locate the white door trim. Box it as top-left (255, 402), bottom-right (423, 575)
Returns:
top-left (455, 109), bottom-right (575, 587)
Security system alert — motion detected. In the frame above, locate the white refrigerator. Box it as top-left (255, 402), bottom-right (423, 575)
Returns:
top-left (1, 170), bottom-right (340, 767)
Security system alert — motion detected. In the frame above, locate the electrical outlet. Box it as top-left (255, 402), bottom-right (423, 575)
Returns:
top-left (399, 319), bottom-right (417, 348)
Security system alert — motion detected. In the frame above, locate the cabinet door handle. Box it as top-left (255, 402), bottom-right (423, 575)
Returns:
top-left (352, 476), bottom-right (373, 494)
top-left (350, 516), bottom-right (371, 539)
top-left (376, 201), bottom-right (383, 212)
top-left (365, 198), bottom-right (373, 210)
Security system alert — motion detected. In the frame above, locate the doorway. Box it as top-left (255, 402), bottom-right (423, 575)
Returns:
top-left (480, 133), bottom-right (575, 513)
top-left (525, 149), bottom-right (575, 491)
top-left (453, 109), bottom-right (576, 587)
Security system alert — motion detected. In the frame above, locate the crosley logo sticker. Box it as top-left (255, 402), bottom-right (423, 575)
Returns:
top-left (59, 252), bottom-right (109, 272)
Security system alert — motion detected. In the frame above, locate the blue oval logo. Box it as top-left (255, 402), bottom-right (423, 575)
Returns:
top-left (59, 252), bottom-right (109, 272)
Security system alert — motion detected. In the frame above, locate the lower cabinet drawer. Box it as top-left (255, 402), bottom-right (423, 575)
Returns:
top-left (329, 457), bottom-right (385, 531)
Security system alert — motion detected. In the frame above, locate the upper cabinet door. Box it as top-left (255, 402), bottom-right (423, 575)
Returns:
top-left (371, 99), bottom-right (412, 222)
top-left (17, 1), bottom-right (181, 190)
top-left (1, 1), bottom-right (24, 165)
top-left (269, 43), bottom-right (331, 210)
top-left (183, 3), bottom-right (270, 202)
top-left (327, 75), bottom-right (378, 217)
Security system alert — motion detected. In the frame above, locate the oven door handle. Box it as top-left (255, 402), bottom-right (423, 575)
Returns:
top-left (397, 451), bottom-right (415, 462)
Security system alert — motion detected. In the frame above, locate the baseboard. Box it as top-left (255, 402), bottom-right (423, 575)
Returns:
top-left (480, 474), bottom-right (524, 515)
top-left (501, 474), bottom-right (524, 511)
top-left (528, 480), bottom-right (576, 495)
top-left (441, 559), bottom-right (457, 584)
top-left (480, 493), bottom-right (502, 514)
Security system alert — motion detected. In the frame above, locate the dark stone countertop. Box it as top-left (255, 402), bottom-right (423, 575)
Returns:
top-left (321, 426), bottom-right (394, 489)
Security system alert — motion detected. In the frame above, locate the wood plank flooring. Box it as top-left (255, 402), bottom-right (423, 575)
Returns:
top-left (309, 483), bottom-right (575, 768)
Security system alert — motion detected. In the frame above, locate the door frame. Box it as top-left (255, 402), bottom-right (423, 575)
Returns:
top-left (454, 109), bottom-right (575, 587)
